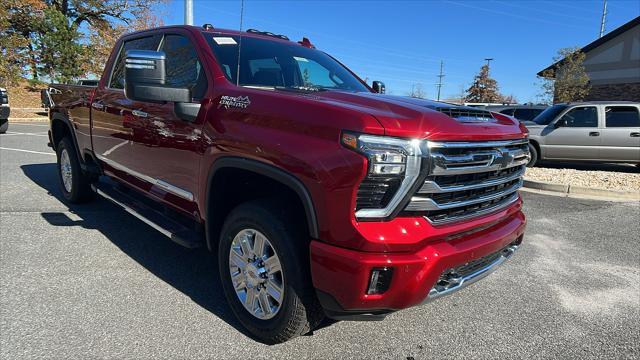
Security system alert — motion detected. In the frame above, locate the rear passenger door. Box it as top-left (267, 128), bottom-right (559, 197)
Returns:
top-left (600, 105), bottom-right (640, 162)
top-left (543, 106), bottom-right (601, 160)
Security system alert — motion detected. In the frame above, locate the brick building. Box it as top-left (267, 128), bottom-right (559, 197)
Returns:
top-left (538, 16), bottom-right (640, 102)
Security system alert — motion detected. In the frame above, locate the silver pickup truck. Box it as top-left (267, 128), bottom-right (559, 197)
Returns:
top-left (525, 101), bottom-right (640, 166)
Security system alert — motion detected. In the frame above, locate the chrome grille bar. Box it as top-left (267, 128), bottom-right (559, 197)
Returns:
top-left (419, 166), bottom-right (525, 194)
top-left (406, 179), bottom-right (523, 211)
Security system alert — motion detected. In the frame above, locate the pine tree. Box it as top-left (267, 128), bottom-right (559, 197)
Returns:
top-left (465, 65), bottom-right (501, 103)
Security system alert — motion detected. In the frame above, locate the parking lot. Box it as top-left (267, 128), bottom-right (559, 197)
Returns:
top-left (1, 123), bottom-right (639, 359)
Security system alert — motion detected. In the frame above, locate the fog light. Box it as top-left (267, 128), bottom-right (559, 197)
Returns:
top-left (366, 267), bottom-right (393, 295)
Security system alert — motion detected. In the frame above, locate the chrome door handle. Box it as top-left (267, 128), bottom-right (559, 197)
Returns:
top-left (132, 110), bottom-right (148, 118)
top-left (631, 132), bottom-right (640, 137)
top-left (589, 132), bottom-right (600, 137)
top-left (91, 102), bottom-right (104, 110)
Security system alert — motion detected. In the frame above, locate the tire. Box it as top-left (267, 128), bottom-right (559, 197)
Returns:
top-left (56, 137), bottom-right (95, 203)
top-left (0, 121), bottom-right (7, 134)
top-left (218, 198), bottom-right (323, 344)
top-left (527, 143), bottom-right (539, 167)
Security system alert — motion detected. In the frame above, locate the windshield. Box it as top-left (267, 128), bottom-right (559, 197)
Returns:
top-left (206, 34), bottom-right (369, 93)
top-left (533, 104), bottom-right (568, 125)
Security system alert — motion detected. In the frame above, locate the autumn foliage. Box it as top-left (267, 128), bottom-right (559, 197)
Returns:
top-left (0, 0), bottom-right (165, 85)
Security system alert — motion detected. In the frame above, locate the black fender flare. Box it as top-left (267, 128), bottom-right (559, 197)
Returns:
top-left (50, 113), bottom-right (84, 164)
top-left (205, 156), bottom-right (320, 250)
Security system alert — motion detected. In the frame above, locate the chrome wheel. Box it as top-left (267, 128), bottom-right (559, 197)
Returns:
top-left (59, 148), bottom-right (73, 193)
top-left (229, 229), bottom-right (284, 320)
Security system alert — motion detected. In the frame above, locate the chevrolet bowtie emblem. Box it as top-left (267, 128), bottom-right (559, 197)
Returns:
top-left (495, 148), bottom-right (515, 168)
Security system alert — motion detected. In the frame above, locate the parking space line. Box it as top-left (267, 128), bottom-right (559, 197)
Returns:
top-left (5, 132), bottom-right (49, 137)
top-left (0, 147), bottom-right (55, 156)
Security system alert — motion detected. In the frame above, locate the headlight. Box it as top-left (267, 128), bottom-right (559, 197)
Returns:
top-left (341, 132), bottom-right (425, 220)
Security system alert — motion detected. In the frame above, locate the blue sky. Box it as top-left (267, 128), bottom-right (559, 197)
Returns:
top-left (162, 0), bottom-right (639, 103)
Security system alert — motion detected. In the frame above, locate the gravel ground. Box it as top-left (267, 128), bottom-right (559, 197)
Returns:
top-left (525, 163), bottom-right (640, 192)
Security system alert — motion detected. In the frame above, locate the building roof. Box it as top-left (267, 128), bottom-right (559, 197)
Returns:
top-left (537, 16), bottom-right (640, 77)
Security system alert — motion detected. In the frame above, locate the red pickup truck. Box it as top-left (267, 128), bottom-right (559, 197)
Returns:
top-left (48, 25), bottom-right (528, 343)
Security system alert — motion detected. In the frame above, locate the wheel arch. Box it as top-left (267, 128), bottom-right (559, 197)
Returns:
top-left (204, 157), bottom-right (320, 251)
top-left (50, 113), bottom-right (84, 164)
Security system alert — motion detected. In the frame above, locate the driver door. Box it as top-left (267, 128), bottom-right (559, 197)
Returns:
top-left (543, 106), bottom-right (601, 160)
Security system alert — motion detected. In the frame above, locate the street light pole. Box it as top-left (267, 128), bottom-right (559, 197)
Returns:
top-left (185, 0), bottom-right (193, 25)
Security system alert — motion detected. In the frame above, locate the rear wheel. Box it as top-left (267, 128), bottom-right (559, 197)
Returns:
top-left (56, 137), bottom-right (95, 203)
top-left (527, 143), bottom-right (539, 167)
top-left (0, 120), bottom-right (7, 134)
top-left (218, 199), bottom-right (323, 344)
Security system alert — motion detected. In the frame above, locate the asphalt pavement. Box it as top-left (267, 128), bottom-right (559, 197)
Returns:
top-left (1, 123), bottom-right (639, 359)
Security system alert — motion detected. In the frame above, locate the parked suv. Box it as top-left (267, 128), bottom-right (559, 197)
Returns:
top-left (48, 25), bottom-right (528, 343)
top-left (485, 105), bottom-right (547, 122)
top-left (0, 87), bottom-right (9, 134)
top-left (525, 101), bottom-right (640, 166)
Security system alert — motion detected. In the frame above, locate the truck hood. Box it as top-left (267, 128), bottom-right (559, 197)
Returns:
top-left (311, 91), bottom-right (526, 141)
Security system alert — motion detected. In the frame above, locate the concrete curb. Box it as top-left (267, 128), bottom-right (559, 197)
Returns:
top-left (8, 117), bottom-right (48, 122)
top-left (523, 179), bottom-right (640, 200)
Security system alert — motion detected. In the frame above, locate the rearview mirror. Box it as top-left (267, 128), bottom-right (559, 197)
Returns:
top-left (372, 81), bottom-right (385, 94)
top-left (124, 50), bottom-right (191, 103)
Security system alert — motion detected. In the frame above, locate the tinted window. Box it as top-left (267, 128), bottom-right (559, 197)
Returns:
top-left (534, 105), bottom-right (568, 125)
top-left (513, 109), bottom-right (534, 120)
top-left (161, 34), bottom-right (207, 99)
top-left (560, 107), bottom-right (598, 128)
top-left (109, 35), bottom-right (162, 89)
top-left (605, 106), bottom-right (640, 127)
top-left (207, 35), bottom-right (368, 92)
top-left (499, 108), bottom-right (515, 116)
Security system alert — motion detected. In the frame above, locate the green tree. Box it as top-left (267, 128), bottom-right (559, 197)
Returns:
top-left (1, 0), bottom-right (164, 83)
top-left (538, 47), bottom-right (590, 104)
top-left (36, 8), bottom-right (86, 82)
top-left (465, 64), bottom-right (501, 103)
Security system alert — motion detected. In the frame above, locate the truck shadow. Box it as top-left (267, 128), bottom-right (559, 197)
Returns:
top-left (20, 163), bottom-right (334, 343)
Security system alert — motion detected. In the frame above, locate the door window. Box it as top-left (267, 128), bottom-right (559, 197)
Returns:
top-left (499, 108), bottom-right (515, 116)
top-left (559, 107), bottom-right (598, 127)
top-left (513, 109), bottom-right (535, 120)
top-left (161, 34), bottom-right (207, 100)
top-left (109, 35), bottom-right (162, 89)
top-left (605, 106), bottom-right (640, 127)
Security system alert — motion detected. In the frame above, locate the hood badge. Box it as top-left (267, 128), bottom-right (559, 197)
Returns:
top-left (219, 95), bottom-right (251, 109)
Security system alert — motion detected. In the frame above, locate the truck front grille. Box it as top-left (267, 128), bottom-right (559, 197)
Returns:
top-left (403, 139), bottom-right (528, 225)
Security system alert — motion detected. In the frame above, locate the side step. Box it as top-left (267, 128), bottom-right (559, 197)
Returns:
top-left (92, 181), bottom-right (203, 249)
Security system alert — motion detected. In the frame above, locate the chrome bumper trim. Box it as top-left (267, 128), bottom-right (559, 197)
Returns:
top-left (423, 243), bottom-right (519, 303)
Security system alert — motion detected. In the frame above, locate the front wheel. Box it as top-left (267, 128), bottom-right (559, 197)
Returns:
top-left (218, 199), bottom-right (323, 344)
top-left (527, 143), bottom-right (539, 167)
top-left (0, 120), bottom-right (7, 134)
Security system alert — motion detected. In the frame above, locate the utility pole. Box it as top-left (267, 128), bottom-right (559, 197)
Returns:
top-left (484, 58), bottom-right (494, 69)
top-left (436, 60), bottom-right (445, 101)
top-left (185, 0), bottom-right (193, 25)
top-left (599, 0), bottom-right (607, 38)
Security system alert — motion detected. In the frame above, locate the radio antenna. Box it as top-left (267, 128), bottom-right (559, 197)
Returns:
top-left (235, 0), bottom-right (244, 86)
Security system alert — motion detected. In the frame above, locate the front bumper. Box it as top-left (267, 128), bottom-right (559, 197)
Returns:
top-left (310, 209), bottom-right (526, 320)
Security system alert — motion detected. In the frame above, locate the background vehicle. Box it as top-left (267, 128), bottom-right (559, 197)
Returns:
top-left (484, 105), bottom-right (547, 122)
top-left (1, 88), bottom-right (9, 134)
top-left (525, 101), bottom-right (640, 166)
top-left (48, 25), bottom-right (528, 343)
